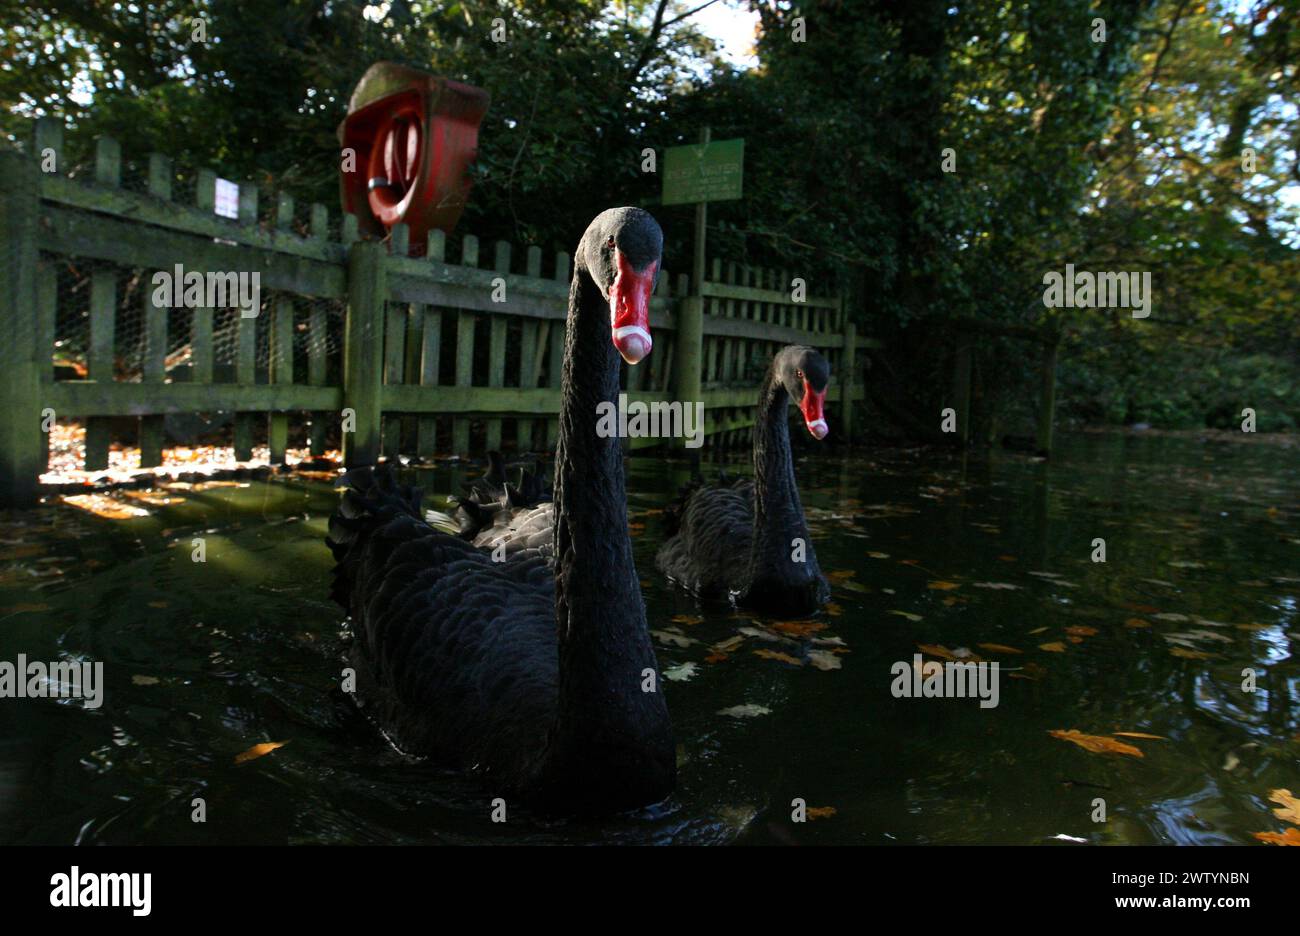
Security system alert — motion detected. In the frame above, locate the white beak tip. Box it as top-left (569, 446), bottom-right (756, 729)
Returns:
top-left (807, 419), bottom-right (829, 440)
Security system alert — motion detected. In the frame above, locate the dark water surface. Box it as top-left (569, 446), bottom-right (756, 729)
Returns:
top-left (1, 433), bottom-right (1297, 845)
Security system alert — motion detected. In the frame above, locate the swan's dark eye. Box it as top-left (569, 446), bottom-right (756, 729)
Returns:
top-left (605, 236), bottom-right (616, 250)
top-left (796, 369), bottom-right (804, 380)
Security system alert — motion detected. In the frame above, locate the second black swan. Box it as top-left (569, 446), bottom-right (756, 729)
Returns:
top-left (326, 207), bottom-right (673, 814)
top-left (655, 345), bottom-right (832, 616)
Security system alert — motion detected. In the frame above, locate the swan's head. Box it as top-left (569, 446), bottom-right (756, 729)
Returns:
top-left (580, 207), bottom-right (663, 365)
top-left (778, 345), bottom-right (831, 440)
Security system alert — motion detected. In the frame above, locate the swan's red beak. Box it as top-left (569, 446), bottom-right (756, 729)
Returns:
top-left (801, 381), bottom-right (828, 440)
top-left (610, 251), bottom-right (656, 365)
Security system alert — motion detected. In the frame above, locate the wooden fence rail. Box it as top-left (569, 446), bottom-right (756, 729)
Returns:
top-left (0, 119), bottom-right (876, 506)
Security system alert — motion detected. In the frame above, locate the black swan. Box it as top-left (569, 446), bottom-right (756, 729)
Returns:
top-left (326, 207), bottom-right (674, 814)
top-left (655, 345), bottom-right (832, 617)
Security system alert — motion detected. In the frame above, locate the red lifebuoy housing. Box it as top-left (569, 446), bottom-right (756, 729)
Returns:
top-left (338, 63), bottom-right (490, 254)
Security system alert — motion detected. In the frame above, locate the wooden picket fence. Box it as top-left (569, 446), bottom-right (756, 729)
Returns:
top-left (0, 119), bottom-right (875, 506)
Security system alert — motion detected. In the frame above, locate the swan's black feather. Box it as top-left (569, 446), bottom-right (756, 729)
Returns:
top-left (329, 464), bottom-right (558, 790)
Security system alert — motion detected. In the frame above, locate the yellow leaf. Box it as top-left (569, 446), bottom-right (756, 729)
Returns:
top-left (927, 580), bottom-right (961, 591)
top-left (712, 636), bottom-right (745, 653)
top-left (977, 643), bottom-right (1023, 654)
top-left (753, 649), bottom-right (803, 666)
top-left (1112, 732), bottom-right (1165, 740)
top-left (772, 619), bottom-right (827, 637)
top-left (1170, 647), bottom-right (1215, 660)
top-left (1048, 730), bottom-right (1143, 758)
top-left (887, 610), bottom-right (922, 622)
top-left (806, 806), bottom-right (837, 820)
top-left (917, 643), bottom-right (958, 661)
top-left (1124, 618), bottom-right (1150, 629)
top-left (867, 551), bottom-right (890, 559)
top-left (670, 614), bottom-right (703, 626)
top-left (1065, 626), bottom-right (1098, 637)
top-left (826, 570), bottom-right (856, 583)
top-left (235, 740), bottom-right (288, 765)
top-left (825, 602), bottom-right (843, 617)
top-left (1254, 829), bottom-right (1300, 846)
top-left (1028, 626), bottom-right (1048, 635)
top-left (1269, 789), bottom-right (1300, 826)
top-left (1039, 642), bottom-right (1067, 652)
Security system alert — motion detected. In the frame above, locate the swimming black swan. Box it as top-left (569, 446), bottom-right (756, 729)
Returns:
top-left (655, 345), bottom-right (832, 617)
top-left (326, 207), bottom-right (674, 814)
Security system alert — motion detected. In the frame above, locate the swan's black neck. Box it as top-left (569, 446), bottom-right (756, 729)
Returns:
top-left (745, 363), bottom-right (821, 601)
top-left (539, 266), bottom-right (674, 810)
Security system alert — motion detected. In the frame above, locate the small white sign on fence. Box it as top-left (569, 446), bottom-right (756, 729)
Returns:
top-left (214, 178), bottom-right (240, 219)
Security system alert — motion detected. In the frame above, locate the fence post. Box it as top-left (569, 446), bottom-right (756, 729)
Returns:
top-left (0, 150), bottom-right (43, 507)
top-left (841, 320), bottom-right (857, 443)
top-left (1036, 331), bottom-right (1061, 457)
top-left (674, 294), bottom-right (704, 449)
top-left (343, 241), bottom-right (386, 467)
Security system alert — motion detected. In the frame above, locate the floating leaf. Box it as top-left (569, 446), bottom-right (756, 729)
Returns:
top-left (670, 614), bottom-right (703, 626)
top-left (1048, 730), bottom-right (1143, 758)
top-left (917, 643), bottom-right (958, 661)
top-left (235, 740), bottom-right (288, 765)
top-left (147, 601), bottom-right (168, 609)
top-left (772, 619), bottom-right (827, 637)
top-left (1269, 789), bottom-right (1300, 825)
top-left (718, 704), bottom-right (770, 718)
top-left (712, 636), bottom-right (745, 653)
top-left (888, 610), bottom-right (922, 622)
top-left (1124, 618), bottom-right (1150, 629)
top-left (867, 551), bottom-right (890, 559)
top-left (807, 649), bottom-right (842, 671)
top-left (1169, 647), bottom-right (1215, 660)
top-left (753, 649), bottom-right (803, 666)
top-left (978, 643), bottom-right (1023, 654)
top-left (131, 675), bottom-right (160, 686)
top-left (1112, 731), bottom-right (1165, 740)
top-left (826, 570), bottom-right (857, 583)
top-left (704, 653), bottom-right (729, 664)
top-left (806, 806), bottom-right (837, 820)
top-left (1027, 626), bottom-right (1048, 635)
top-left (1254, 829), bottom-right (1300, 846)
top-left (651, 629), bottom-right (695, 648)
top-left (824, 602), bottom-right (843, 617)
top-left (998, 555), bottom-right (1017, 562)
top-left (1065, 626), bottom-right (1098, 637)
top-left (927, 580), bottom-right (961, 591)
top-left (664, 662), bottom-right (698, 682)
top-left (972, 581), bottom-right (1020, 590)
top-left (1039, 642), bottom-right (1067, 652)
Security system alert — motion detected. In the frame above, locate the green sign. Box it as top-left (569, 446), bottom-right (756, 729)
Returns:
top-left (662, 138), bottom-right (744, 206)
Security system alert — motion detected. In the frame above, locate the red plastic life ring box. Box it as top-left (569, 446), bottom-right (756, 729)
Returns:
top-left (338, 62), bottom-right (490, 254)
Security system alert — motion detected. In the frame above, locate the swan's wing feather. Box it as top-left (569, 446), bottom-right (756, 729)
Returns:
top-left (655, 481), bottom-right (753, 597)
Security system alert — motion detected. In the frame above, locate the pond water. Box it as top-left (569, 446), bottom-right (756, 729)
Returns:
top-left (1, 433), bottom-right (1297, 845)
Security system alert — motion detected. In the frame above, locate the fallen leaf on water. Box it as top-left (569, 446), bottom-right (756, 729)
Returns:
top-left (806, 806), bottom-right (837, 820)
top-left (807, 649), bottom-right (842, 671)
top-left (824, 602), bottom-right (843, 617)
top-left (712, 636), bottom-right (745, 653)
top-left (1049, 730), bottom-right (1143, 758)
top-left (62, 494), bottom-right (150, 520)
top-left (1124, 618), bottom-right (1150, 629)
top-left (1254, 829), bottom-right (1300, 846)
top-left (998, 555), bottom-right (1017, 562)
top-left (1028, 626), bottom-right (1048, 635)
top-left (972, 582), bottom-right (1020, 590)
top-left (670, 614), bottom-right (703, 626)
top-left (927, 580), bottom-right (961, 591)
top-left (867, 551), bottom-right (890, 559)
top-left (978, 643), bottom-right (1023, 654)
top-left (1040, 642), bottom-right (1067, 652)
top-left (131, 675), bottom-right (160, 686)
top-left (1169, 647), bottom-right (1215, 660)
top-left (917, 643), bottom-right (958, 661)
top-left (1112, 732), bottom-right (1165, 740)
top-left (1153, 612), bottom-right (1189, 622)
top-left (664, 662), bottom-right (698, 682)
top-left (887, 610), bottom-right (922, 622)
top-left (772, 619), bottom-right (827, 637)
top-left (235, 740), bottom-right (288, 765)
top-left (753, 649), bottom-right (804, 666)
top-left (1009, 661), bottom-right (1048, 681)
top-left (1269, 789), bottom-right (1300, 825)
top-left (1065, 626), bottom-right (1098, 637)
top-left (651, 629), bottom-right (695, 648)
top-left (826, 570), bottom-right (856, 583)
top-left (147, 601), bottom-right (168, 609)
top-left (836, 579), bottom-right (870, 593)
top-left (718, 704), bottom-right (770, 719)
top-left (704, 653), bottom-right (729, 664)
